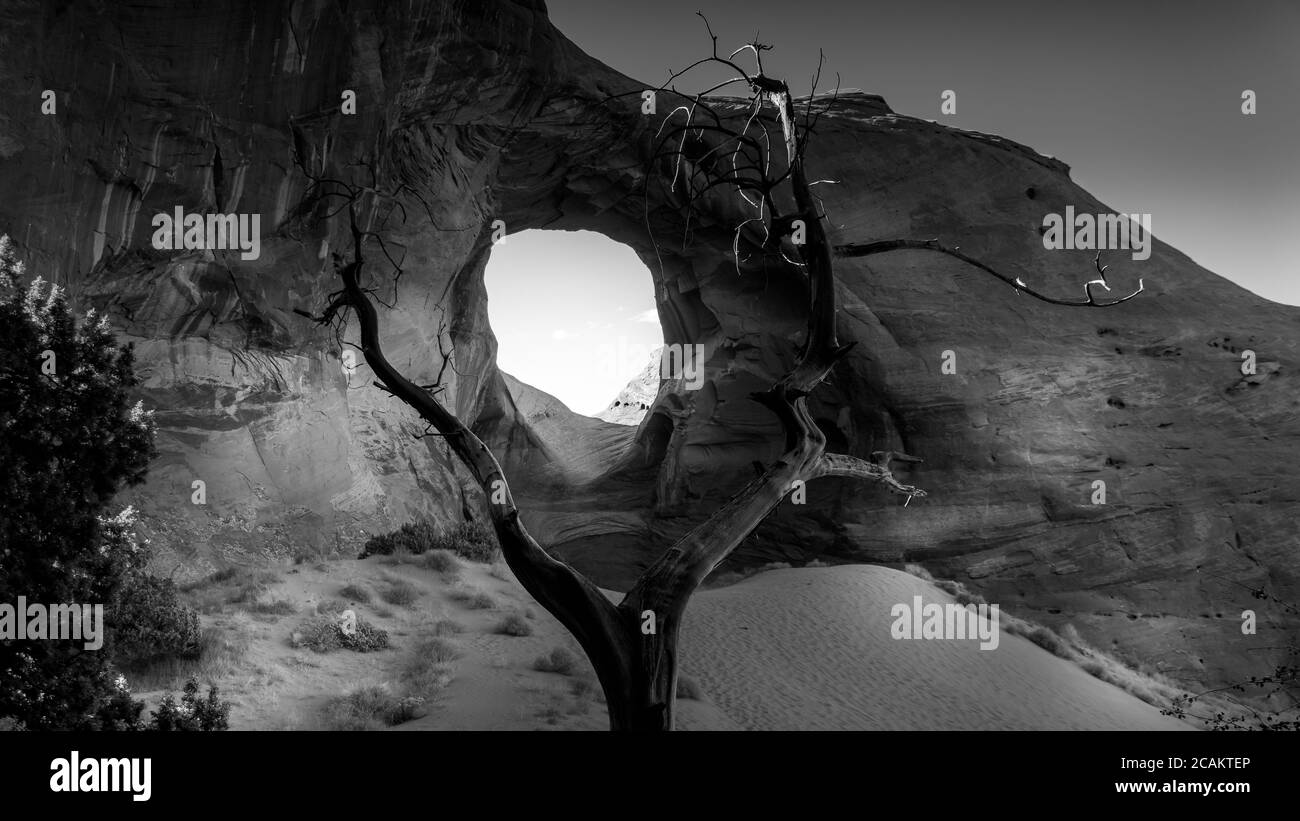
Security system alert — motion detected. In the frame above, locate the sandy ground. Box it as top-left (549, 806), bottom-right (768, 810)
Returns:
top-left (143, 559), bottom-right (1190, 731)
top-left (679, 566), bottom-right (1191, 730)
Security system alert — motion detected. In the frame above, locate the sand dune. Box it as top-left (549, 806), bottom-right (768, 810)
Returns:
top-left (164, 558), bottom-right (1190, 731)
top-left (680, 566), bottom-right (1190, 730)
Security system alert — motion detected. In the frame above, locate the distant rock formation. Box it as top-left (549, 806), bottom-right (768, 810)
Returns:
top-left (0, 0), bottom-right (1295, 696)
top-left (595, 346), bottom-right (662, 426)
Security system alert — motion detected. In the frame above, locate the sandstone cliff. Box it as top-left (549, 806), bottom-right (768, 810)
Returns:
top-left (0, 0), bottom-right (1294, 695)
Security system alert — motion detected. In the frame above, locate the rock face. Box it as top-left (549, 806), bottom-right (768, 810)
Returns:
top-left (593, 347), bottom-right (660, 426)
top-left (0, 0), bottom-right (1295, 696)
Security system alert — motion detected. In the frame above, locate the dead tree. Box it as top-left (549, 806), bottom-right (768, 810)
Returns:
top-left (306, 20), bottom-right (1141, 731)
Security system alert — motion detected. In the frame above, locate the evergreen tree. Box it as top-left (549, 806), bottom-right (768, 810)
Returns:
top-left (0, 235), bottom-right (157, 729)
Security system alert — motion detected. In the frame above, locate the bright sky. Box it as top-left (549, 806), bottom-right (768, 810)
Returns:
top-left (547, 0), bottom-right (1299, 307)
top-left (485, 230), bottom-right (662, 415)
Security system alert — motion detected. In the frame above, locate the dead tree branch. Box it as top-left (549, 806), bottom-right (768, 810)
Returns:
top-left (316, 16), bottom-right (1149, 731)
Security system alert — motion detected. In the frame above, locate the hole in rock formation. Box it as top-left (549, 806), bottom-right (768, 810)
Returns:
top-left (483, 229), bottom-right (661, 418)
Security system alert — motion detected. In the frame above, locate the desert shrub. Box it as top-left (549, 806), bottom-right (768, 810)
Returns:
top-left (421, 637), bottom-right (463, 665)
top-left (360, 518), bottom-right (500, 563)
top-left (533, 647), bottom-right (578, 675)
top-left (315, 599), bottom-right (346, 616)
top-left (496, 613), bottom-right (533, 637)
top-left (437, 520), bottom-right (500, 563)
top-left (569, 677), bottom-right (605, 703)
top-left (401, 638), bottom-right (460, 696)
top-left (322, 686), bottom-right (422, 730)
top-left (564, 697), bottom-right (591, 716)
top-left (192, 625), bottom-right (250, 679)
top-left (1080, 659), bottom-right (1108, 678)
top-left (0, 236), bottom-right (159, 730)
top-left (322, 687), bottom-right (392, 730)
top-left (902, 563), bottom-right (934, 581)
top-left (1008, 622), bottom-right (1071, 659)
top-left (418, 549), bottom-right (460, 574)
top-left (382, 579), bottom-right (420, 606)
top-left (293, 615), bottom-right (389, 653)
top-left (150, 677), bottom-right (232, 731)
top-left (359, 519), bottom-right (439, 559)
top-left (467, 591), bottom-right (495, 609)
top-left (249, 599), bottom-right (297, 616)
top-left (431, 619), bottom-right (464, 636)
top-left (122, 623), bottom-right (252, 693)
top-left (1060, 623), bottom-right (1085, 648)
top-left (676, 675), bottom-right (705, 701)
top-left (293, 616), bottom-right (339, 651)
top-left (338, 583), bottom-right (371, 603)
top-left (179, 566), bottom-right (280, 614)
top-left (390, 695), bottom-right (426, 725)
top-left (110, 571), bottom-right (201, 665)
top-left (932, 578), bottom-right (988, 609)
top-left (194, 567), bottom-right (240, 586)
top-left (342, 619), bottom-right (390, 652)
top-left (449, 584), bottom-right (495, 610)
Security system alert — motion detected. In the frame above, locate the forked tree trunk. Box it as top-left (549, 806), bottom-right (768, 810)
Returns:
top-left (325, 70), bottom-right (928, 731)
top-left (316, 32), bottom-right (1142, 726)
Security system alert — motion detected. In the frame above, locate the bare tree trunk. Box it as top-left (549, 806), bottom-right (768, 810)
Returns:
top-left (327, 230), bottom-right (693, 730)
top-left (320, 58), bottom-right (927, 727)
top-left (313, 21), bottom-right (1132, 730)
top-left (602, 617), bottom-right (681, 731)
